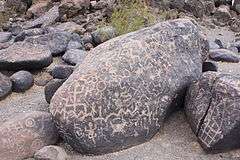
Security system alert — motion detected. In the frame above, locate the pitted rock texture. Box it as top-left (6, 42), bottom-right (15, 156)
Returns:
top-left (0, 42), bottom-right (53, 70)
top-left (50, 18), bottom-right (208, 155)
top-left (0, 111), bottom-right (59, 160)
top-left (185, 72), bottom-right (240, 152)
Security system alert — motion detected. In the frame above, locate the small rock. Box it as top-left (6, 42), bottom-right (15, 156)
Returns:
top-left (62, 49), bottom-right (86, 65)
top-left (202, 61), bottom-right (218, 72)
top-left (14, 28), bottom-right (47, 42)
top-left (231, 40), bottom-right (240, 52)
top-left (0, 111), bottom-right (59, 160)
top-left (67, 33), bottom-right (84, 50)
top-left (213, 5), bottom-right (231, 26)
top-left (0, 73), bottom-right (12, 100)
top-left (84, 42), bottom-right (94, 51)
top-left (56, 22), bottom-right (86, 35)
top-left (45, 79), bottom-right (66, 103)
top-left (24, 6), bottom-right (60, 29)
top-left (10, 71), bottom-right (34, 92)
top-left (0, 42), bottom-right (53, 70)
top-left (0, 32), bottom-right (12, 43)
top-left (208, 40), bottom-right (221, 50)
top-left (34, 145), bottom-right (68, 160)
top-left (50, 65), bottom-right (74, 79)
top-left (26, 32), bottom-right (71, 56)
top-left (214, 39), bottom-right (224, 48)
top-left (209, 49), bottom-right (239, 63)
top-left (59, 0), bottom-right (90, 18)
top-left (230, 18), bottom-right (240, 32)
top-left (91, 26), bottom-right (117, 45)
top-left (82, 33), bottom-right (93, 44)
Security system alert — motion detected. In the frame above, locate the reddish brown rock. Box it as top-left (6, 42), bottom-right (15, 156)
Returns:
top-left (0, 111), bottom-right (59, 160)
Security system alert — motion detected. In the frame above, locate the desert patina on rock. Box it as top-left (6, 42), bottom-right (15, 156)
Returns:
top-left (185, 72), bottom-right (240, 152)
top-left (50, 18), bottom-right (208, 155)
top-left (0, 41), bottom-right (53, 70)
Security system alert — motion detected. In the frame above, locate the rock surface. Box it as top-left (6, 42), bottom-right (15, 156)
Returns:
top-left (209, 49), bottom-right (240, 63)
top-left (24, 6), bottom-right (60, 29)
top-left (10, 70), bottom-right (34, 92)
top-left (45, 79), bottom-right (66, 103)
top-left (0, 32), bottom-right (12, 43)
top-left (0, 111), bottom-right (59, 160)
top-left (26, 32), bottom-right (71, 56)
top-left (185, 72), bottom-right (240, 152)
top-left (50, 65), bottom-right (74, 79)
top-left (34, 145), bottom-right (68, 160)
top-left (0, 42), bottom-right (53, 70)
top-left (62, 49), bottom-right (86, 65)
top-left (0, 73), bottom-right (12, 100)
top-left (92, 26), bottom-right (117, 45)
top-left (50, 19), bottom-right (208, 154)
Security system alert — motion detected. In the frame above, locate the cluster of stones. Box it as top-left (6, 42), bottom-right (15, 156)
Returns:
top-left (0, 0), bottom-right (240, 159)
top-left (163, 0), bottom-right (240, 32)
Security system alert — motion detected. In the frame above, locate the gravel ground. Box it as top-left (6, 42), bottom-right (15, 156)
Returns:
top-left (67, 111), bottom-right (240, 160)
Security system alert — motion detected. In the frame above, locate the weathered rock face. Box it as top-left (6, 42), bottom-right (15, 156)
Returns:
top-left (0, 41), bottom-right (52, 70)
top-left (0, 73), bottom-right (12, 100)
top-left (185, 72), bottom-right (240, 152)
top-left (26, 31), bottom-right (71, 56)
top-left (50, 18), bottom-right (208, 155)
top-left (0, 111), bottom-right (59, 160)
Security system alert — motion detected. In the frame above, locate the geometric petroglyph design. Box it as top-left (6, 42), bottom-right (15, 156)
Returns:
top-left (50, 18), bottom-right (208, 154)
top-left (185, 72), bottom-right (240, 152)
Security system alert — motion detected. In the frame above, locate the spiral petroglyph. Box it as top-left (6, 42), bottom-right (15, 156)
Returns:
top-left (50, 18), bottom-right (209, 154)
top-left (185, 72), bottom-right (240, 152)
top-left (0, 111), bottom-right (59, 160)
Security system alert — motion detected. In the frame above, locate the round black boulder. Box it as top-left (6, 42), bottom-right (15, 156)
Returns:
top-left (10, 71), bottom-right (34, 92)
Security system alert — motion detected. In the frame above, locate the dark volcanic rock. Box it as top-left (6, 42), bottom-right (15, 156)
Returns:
top-left (0, 111), bottom-right (59, 160)
top-left (0, 42), bottom-right (53, 70)
top-left (202, 61), bottom-right (218, 72)
top-left (209, 49), bottom-right (239, 63)
top-left (185, 72), bottom-right (240, 152)
top-left (45, 79), bottom-right (66, 103)
top-left (0, 73), bottom-right (12, 100)
top-left (62, 49), bottom-right (86, 65)
top-left (50, 65), bottom-right (74, 79)
top-left (10, 70), bottom-right (34, 92)
top-left (26, 32), bottom-right (71, 56)
top-left (50, 19), bottom-right (208, 155)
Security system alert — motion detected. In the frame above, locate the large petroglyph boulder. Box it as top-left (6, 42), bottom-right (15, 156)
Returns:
top-left (50, 18), bottom-right (208, 154)
top-left (185, 72), bottom-right (240, 152)
top-left (0, 111), bottom-right (59, 160)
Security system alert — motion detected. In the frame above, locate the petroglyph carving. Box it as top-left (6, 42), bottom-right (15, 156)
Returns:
top-left (50, 18), bottom-right (208, 154)
top-left (0, 111), bottom-right (59, 160)
top-left (185, 72), bottom-right (240, 152)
